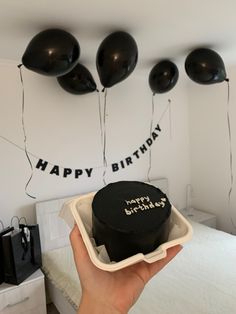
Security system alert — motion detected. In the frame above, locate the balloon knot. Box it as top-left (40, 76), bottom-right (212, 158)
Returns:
top-left (17, 63), bottom-right (23, 69)
top-left (102, 87), bottom-right (105, 92)
top-left (225, 78), bottom-right (229, 82)
top-left (96, 89), bottom-right (100, 92)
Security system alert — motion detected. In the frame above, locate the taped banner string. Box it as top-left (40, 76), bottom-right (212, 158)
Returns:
top-left (0, 99), bottom-right (170, 173)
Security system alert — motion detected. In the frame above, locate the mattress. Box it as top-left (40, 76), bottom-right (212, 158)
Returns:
top-left (42, 222), bottom-right (236, 314)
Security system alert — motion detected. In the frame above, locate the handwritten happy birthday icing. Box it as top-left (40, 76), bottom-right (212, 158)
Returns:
top-left (123, 196), bottom-right (167, 216)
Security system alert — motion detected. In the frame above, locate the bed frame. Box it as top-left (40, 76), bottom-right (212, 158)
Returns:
top-left (36, 178), bottom-right (169, 313)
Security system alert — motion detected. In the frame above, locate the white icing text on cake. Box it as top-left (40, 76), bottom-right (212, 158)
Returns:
top-left (124, 197), bottom-right (167, 215)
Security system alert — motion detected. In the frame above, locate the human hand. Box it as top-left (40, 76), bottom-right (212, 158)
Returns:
top-left (70, 225), bottom-right (182, 314)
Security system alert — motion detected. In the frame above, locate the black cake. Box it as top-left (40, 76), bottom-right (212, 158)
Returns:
top-left (92, 181), bottom-right (171, 262)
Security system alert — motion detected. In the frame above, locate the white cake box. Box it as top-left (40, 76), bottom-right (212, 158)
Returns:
top-left (60, 192), bottom-right (193, 272)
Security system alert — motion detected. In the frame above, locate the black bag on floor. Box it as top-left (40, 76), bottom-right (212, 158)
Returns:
top-left (0, 221), bottom-right (14, 284)
top-left (2, 220), bottom-right (42, 285)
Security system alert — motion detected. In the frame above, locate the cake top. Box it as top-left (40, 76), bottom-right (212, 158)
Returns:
top-left (92, 181), bottom-right (171, 234)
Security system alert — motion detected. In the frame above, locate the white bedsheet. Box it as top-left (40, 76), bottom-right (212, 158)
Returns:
top-left (42, 222), bottom-right (236, 314)
top-left (42, 245), bottom-right (81, 310)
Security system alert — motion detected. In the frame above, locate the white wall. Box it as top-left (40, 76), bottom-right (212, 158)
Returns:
top-left (0, 60), bottom-right (191, 226)
top-left (188, 65), bottom-right (236, 234)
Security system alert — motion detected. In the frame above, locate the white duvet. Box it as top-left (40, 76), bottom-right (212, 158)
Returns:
top-left (42, 222), bottom-right (236, 314)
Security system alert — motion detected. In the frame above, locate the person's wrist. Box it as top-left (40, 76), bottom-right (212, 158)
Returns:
top-left (78, 292), bottom-right (126, 314)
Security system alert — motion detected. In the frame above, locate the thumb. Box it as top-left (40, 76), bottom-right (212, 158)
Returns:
top-left (70, 224), bottom-right (92, 273)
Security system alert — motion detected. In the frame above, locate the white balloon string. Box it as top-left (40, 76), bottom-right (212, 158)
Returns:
top-left (18, 64), bottom-right (36, 199)
top-left (168, 99), bottom-right (172, 140)
top-left (102, 88), bottom-right (108, 185)
top-left (157, 99), bottom-right (171, 124)
top-left (97, 90), bottom-right (103, 153)
top-left (226, 79), bottom-right (236, 231)
top-left (147, 97), bottom-right (171, 182)
top-left (147, 94), bottom-right (155, 182)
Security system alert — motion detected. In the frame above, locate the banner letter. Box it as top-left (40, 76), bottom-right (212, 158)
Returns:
top-left (112, 163), bottom-right (119, 172)
top-left (63, 168), bottom-right (72, 178)
top-left (50, 165), bottom-right (60, 176)
top-left (146, 138), bottom-right (153, 146)
top-left (85, 168), bottom-right (93, 177)
top-left (152, 131), bottom-right (158, 141)
top-left (75, 169), bottom-right (83, 178)
top-left (125, 156), bottom-right (133, 166)
top-left (36, 159), bottom-right (48, 171)
top-left (140, 144), bottom-right (147, 154)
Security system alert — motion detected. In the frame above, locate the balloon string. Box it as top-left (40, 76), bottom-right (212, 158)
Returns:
top-left (147, 97), bottom-right (171, 182)
top-left (226, 79), bottom-right (236, 231)
top-left (157, 99), bottom-right (171, 124)
top-left (97, 90), bottom-right (103, 153)
top-left (18, 64), bottom-right (36, 199)
top-left (147, 94), bottom-right (155, 182)
top-left (102, 88), bottom-right (108, 185)
top-left (168, 99), bottom-right (172, 140)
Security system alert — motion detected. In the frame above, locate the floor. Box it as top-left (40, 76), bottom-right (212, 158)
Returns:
top-left (47, 303), bottom-right (60, 314)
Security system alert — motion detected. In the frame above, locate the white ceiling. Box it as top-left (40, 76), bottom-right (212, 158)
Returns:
top-left (1, 0), bottom-right (236, 71)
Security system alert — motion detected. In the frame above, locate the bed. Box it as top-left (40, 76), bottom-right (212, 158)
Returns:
top-left (36, 179), bottom-right (236, 314)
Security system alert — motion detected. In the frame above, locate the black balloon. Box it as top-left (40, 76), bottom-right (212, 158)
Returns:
top-left (185, 48), bottom-right (227, 84)
top-left (57, 63), bottom-right (97, 95)
top-left (96, 31), bottom-right (138, 88)
top-left (22, 29), bottom-right (80, 77)
top-left (149, 60), bottom-right (179, 94)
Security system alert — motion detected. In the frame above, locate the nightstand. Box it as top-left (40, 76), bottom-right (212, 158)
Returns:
top-left (0, 269), bottom-right (46, 314)
top-left (180, 208), bottom-right (217, 229)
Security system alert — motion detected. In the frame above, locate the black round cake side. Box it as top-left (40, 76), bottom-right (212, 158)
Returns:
top-left (92, 213), bottom-right (170, 261)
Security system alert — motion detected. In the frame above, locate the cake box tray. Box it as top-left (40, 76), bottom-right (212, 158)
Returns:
top-left (61, 192), bottom-right (193, 271)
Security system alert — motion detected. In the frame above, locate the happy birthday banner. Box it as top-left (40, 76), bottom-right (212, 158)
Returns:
top-left (35, 124), bottom-right (161, 179)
